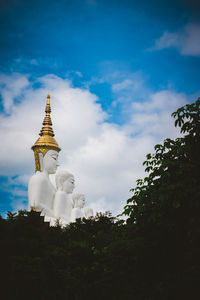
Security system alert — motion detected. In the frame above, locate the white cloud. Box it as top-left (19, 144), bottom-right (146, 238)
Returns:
top-left (0, 73), bottom-right (189, 215)
top-left (153, 31), bottom-right (179, 50)
top-left (130, 90), bottom-right (188, 140)
top-left (151, 23), bottom-right (200, 56)
top-left (75, 71), bottom-right (83, 77)
top-left (11, 197), bottom-right (27, 212)
top-left (0, 73), bottom-right (30, 113)
top-left (112, 79), bottom-right (133, 92)
top-left (106, 71), bottom-right (150, 110)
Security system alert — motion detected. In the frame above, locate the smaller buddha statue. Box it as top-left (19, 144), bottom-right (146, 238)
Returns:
top-left (84, 207), bottom-right (94, 219)
top-left (51, 170), bottom-right (75, 226)
top-left (70, 193), bottom-right (86, 222)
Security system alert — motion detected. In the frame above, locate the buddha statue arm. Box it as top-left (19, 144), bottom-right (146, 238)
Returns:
top-left (53, 191), bottom-right (66, 219)
top-left (28, 173), bottom-right (44, 211)
top-left (28, 172), bottom-right (54, 216)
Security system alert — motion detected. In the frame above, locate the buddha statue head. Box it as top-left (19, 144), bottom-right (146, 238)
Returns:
top-left (55, 170), bottom-right (75, 193)
top-left (72, 193), bottom-right (85, 208)
top-left (31, 94), bottom-right (61, 173)
top-left (39, 149), bottom-right (59, 174)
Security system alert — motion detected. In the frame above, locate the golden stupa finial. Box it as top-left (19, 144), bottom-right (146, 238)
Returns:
top-left (31, 94), bottom-right (61, 172)
top-left (39, 93), bottom-right (54, 137)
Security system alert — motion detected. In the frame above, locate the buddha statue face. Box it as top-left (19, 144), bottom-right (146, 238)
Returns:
top-left (41, 150), bottom-right (59, 174)
top-left (63, 175), bottom-right (75, 194)
top-left (73, 193), bottom-right (85, 208)
top-left (55, 170), bottom-right (75, 193)
top-left (77, 195), bottom-right (85, 208)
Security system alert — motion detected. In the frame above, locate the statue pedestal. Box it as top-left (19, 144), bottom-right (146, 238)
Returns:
top-left (27, 210), bottom-right (50, 230)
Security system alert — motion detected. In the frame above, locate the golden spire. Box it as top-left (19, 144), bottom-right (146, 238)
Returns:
top-left (32, 94), bottom-right (61, 171)
top-left (39, 94), bottom-right (54, 137)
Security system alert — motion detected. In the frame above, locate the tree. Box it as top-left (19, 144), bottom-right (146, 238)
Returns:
top-left (122, 98), bottom-right (200, 299)
top-left (123, 98), bottom-right (200, 225)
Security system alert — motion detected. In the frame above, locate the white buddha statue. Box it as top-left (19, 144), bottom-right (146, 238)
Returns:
top-left (28, 94), bottom-right (61, 218)
top-left (28, 149), bottom-right (59, 215)
top-left (50, 170), bottom-right (75, 226)
top-left (71, 193), bottom-right (86, 222)
top-left (28, 94), bottom-right (94, 227)
top-left (84, 207), bottom-right (94, 219)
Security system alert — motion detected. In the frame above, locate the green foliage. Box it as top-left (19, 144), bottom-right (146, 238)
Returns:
top-left (121, 98), bottom-right (200, 298)
top-left (123, 98), bottom-right (200, 225)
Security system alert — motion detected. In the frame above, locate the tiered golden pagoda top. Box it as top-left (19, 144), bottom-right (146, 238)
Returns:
top-left (32, 94), bottom-right (61, 171)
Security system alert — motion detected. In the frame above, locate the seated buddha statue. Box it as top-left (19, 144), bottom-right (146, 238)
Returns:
top-left (70, 193), bottom-right (86, 222)
top-left (28, 94), bottom-right (61, 218)
top-left (50, 170), bottom-right (75, 226)
top-left (84, 207), bottom-right (94, 219)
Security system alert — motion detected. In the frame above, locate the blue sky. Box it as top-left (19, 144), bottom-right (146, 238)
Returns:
top-left (0, 0), bottom-right (200, 217)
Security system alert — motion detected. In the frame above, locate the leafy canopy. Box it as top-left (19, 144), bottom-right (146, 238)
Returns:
top-left (123, 99), bottom-right (200, 225)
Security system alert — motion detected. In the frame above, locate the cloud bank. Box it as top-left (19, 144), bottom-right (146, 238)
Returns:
top-left (151, 23), bottom-right (200, 56)
top-left (0, 73), bottom-right (189, 215)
